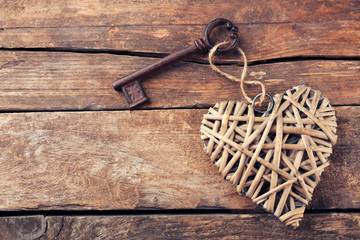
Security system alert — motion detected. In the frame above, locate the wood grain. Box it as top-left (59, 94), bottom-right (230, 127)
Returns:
top-left (2, 0), bottom-right (359, 28)
top-left (0, 216), bottom-right (48, 240)
top-left (0, 107), bottom-right (357, 211)
top-left (1, 22), bottom-right (359, 62)
top-left (1, 214), bottom-right (359, 239)
top-left (51, 213), bottom-right (360, 240)
top-left (1, 1), bottom-right (359, 61)
top-left (0, 51), bottom-right (359, 111)
top-left (0, 0), bottom-right (359, 236)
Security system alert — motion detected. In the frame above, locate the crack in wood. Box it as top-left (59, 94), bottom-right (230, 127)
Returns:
top-left (52, 217), bottom-right (64, 240)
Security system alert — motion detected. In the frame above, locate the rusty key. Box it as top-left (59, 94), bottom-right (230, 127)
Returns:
top-left (113, 18), bottom-right (239, 108)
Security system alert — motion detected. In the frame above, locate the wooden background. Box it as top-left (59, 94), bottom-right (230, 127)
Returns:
top-left (0, 0), bottom-right (359, 239)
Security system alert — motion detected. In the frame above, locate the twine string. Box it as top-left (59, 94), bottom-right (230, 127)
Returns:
top-left (208, 42), bottom-right (266, 106)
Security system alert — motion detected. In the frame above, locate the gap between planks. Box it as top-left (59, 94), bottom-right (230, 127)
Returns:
top-left (1, 47), bottom-right (360, 66)
top-left (0, 208), bottom-right (359, 218)
top-left (0, 213), bottom-right (359, 240)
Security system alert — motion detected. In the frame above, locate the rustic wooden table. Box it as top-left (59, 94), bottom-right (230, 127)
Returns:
top-left (0, 1), bottom-right (359, 239)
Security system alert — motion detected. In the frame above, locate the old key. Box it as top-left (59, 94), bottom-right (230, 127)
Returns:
top-left (113, 18), bottom-right (239, 108)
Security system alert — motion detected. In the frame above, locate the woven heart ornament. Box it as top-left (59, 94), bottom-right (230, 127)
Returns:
top-left (200, 85), bottom-right (337, 228)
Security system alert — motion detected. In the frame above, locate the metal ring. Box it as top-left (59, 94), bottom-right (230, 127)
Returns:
top-left (204, 18), bottom-right (239, 53)
top-left (293, 86), bottom-right (329, 106)
top-left (252, 93), bottom-right (275, 115)
top-left (309, 87), bottom-right (327, 104)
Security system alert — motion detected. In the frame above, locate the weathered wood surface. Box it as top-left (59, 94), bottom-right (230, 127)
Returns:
top-left (1, 1), bottom-right (360, 62)
top-left (0, 106), bottom-right (358, 211)
top-left (1, 23), bottom-right (359, 63)
top-left (0, 51), bottom-right (359, 111)
top-left (1, 0), bottom-right (359, 237)
top-left (0, 216), bottom-right (48, 240)
top-left (2, 0), bottom-right (359, 28)
top-left (0, 214), bottom-right (359, 240)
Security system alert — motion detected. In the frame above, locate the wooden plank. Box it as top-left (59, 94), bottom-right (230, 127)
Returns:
top-left (1, 22), bottom-right (360, 62)
top-left (0, 51), bottom-right (359, 111)
top-left (0, 214), bottom-right (359, 239)
top-left (0, 107), bottom-right (358, 211)
top-left (2, 0), bottom-right (358, 28)
top-left (1, 1), bottom-right (359, 60)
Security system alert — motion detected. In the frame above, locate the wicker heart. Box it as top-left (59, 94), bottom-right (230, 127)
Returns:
top-left (200, 85), bottom-right (337, 228)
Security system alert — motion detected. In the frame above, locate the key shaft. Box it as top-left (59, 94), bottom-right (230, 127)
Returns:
top-left (113, 43), bottom-right (200, 91)
top-left (113, 18), bottom-right (239, 108)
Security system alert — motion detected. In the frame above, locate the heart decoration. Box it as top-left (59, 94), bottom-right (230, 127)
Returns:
top-left (200, 85), bottom-right (337, 228)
